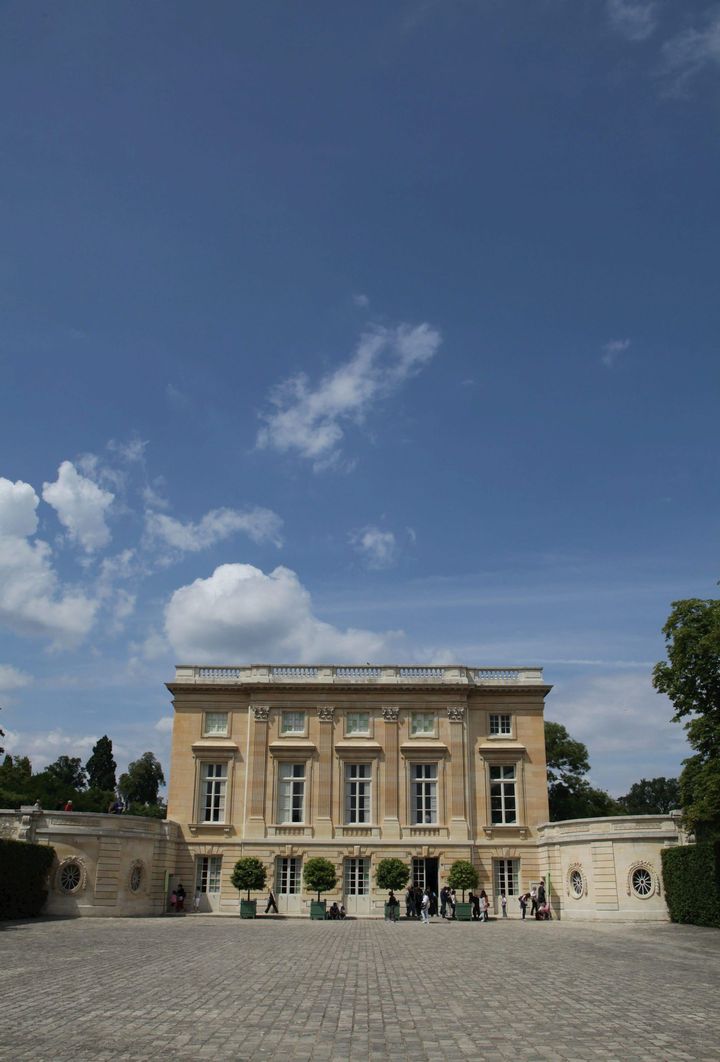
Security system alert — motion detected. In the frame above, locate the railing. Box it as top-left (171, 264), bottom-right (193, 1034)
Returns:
top-left (176, 664), bottom-right (544, 685)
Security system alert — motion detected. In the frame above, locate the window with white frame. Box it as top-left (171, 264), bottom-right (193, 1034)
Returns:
top-left (195, 855), bottom-right (222, 893)
top-left (203, 711), bottom-right (229, 736)
top-left (494, 858), bottom-right (519, 897)
top-left (410, 712), bottom-right (435, 737)
top-left (489, 713), bottom-right (512, 736)
top-left (281, 710), bottom-right (306, 735)
top-left (344, 857), bottom-right (369, 895)
top-left (346, 711), bottom-right (370, 736)
top-left (345, 763), bottom-right (372, 823)
top-left (277, 762), bottom-right (306, 823)
top-left (201, 762), bottom-right (227, 822)
top-left (412, 763), bottom-right (438, 824)
top-left (490, 764), bottom-right (517, 824)
top-left (276, 856), bottom-right (301, 894)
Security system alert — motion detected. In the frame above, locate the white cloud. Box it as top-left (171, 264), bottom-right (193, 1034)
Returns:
top-left (256, 323), bottom-right (441, 470)
top-left (601, 337), bottom-right (630, 367)
top-left (661, 8), bottom-right (720, 96)
top-left (154, 716), bottom-right (174, 734)
top-left (351, 526), bottom-right (398, 569)
top-left (42, 460), bottom-right (114, 552)
top-left (0, 664), bottom-right (32, 691)
top-left (145, 506), bottom-right (284, 554)
top-left (0, 477), bottom-right (97, 647)
top-left (2, 726), bottom-right (97, 771)
top-left (108, 435), bottom-right (148, 463)
top-left (606, 0), bottom-right (658, 41)
top-left (353, 293), bottom-right (370, 307)
top-left (165, 562), bottom-right (401, 663)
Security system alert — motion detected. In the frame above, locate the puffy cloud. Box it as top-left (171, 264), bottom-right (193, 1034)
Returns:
top-left (601, 337), bottom-right (630, 368)
top-left (661, 9), bottom-right (720, 96)
top-left (42, 461), bottom-right (114, 553)
top-left (0, 477), bottom-right (97, 647)
top-left (145, 506), bottom-right (284, 554)
top-left (165, 563), bottom-right (400, 663)
top-left (256, 323), bottom-right (441, 470)
top-left (0, 664), bottom-right (32, 691)
top-left (2, 726), bottom-right (97, 770)
top-left (351, 526), bottom-right (398, 569)
top-left (606, 0), bottom-right (657, 41)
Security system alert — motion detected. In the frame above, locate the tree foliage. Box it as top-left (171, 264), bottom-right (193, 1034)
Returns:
top-left (119, 752), bottom-right (165, 805)
top-left (375, 858), bottom-right (409, 891)
top-left (544, 721), bottom-right (621, 820)
top-left (618, 776), bottom-right (680, 815)
top-left (86, 736), bottom-right (117, 792)
top-left (447, 859), bottom-right (479, 901)
top-left (44, 755), bottom-right (87, 791)
top-left (303, 857), bottom-right (337, 900)
top-left (231, 857), bottom-right (267, 901)
top-left (653, 597), bottom-right (720, 838)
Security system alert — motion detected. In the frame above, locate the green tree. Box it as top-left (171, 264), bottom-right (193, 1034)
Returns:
top-left (447, 859), bottom-right (479, 901)
top-left (86, 736), bottom-right (116, 792)
top-left (231, 857), bottom-right (267, 901)
top-left (653, 597), bottom-right (720, 838)
top-left (618, 777), bottom-right (680, 815)
top-left (44, 755), bottom-right (87, 791)
top-left (375, 858), bottom-right (409, 892)
top-left (119, 752), bottom-right (165, 805)
top-left (303, 857), bottom-right (337, 901)
top-left (0, 753), bottom-right (33, 807)
top-left (545, 721), bottom-right (621, 820)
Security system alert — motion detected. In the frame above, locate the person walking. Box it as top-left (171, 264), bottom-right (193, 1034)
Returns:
top-left (530, 886), bottom-right (538, 918)
top-left (501, 892), bottom-right (507, 918)
top-left (420, 889), bottom-right (431, 925)
top-left (264, 888), bottom-right (279, 914)
top-left (471, 890), bottom-right (481, 920)
top-left (448, 889), bottom-right (457, 920)
top-left (440, 885), bottom-right (449, 919)
top-left (406, 886), bottom-right (416, 919)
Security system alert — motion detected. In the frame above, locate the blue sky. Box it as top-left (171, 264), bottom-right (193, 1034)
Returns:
top-left (1, 0), bottom-right (718, 795)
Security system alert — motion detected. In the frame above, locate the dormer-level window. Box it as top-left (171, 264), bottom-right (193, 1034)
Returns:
top-left (410, 712), bottom-right (435, 737)
top-left (489, 713), bottom-right (512, 736)
top-left (346, 711), bottom-right (370, 736)
top-left (281, 711), bottom-right (306, 735)
top-left (203, 711), bottom-right (229, 737)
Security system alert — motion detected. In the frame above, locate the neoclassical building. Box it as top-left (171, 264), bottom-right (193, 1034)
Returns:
top-left (166, 663), bottom-right (552, 915)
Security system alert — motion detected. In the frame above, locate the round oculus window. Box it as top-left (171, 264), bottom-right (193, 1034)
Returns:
top-left (59, 863), bottom-right (82, 892)
top-left (130, 865), bottom-right (142, 892)
top-left (570, 869), bottom-right (584, 897)
top-left (631, 867), bottom-right (653, 897)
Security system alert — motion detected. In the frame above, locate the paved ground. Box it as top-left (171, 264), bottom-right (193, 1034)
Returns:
top-left (2, 915), bottom-right (719, 1061)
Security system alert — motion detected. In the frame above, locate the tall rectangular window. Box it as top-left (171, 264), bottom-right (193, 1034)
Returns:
top-left (276, 857), bottom-right (301, 894)
top-left (345, 763), bottom-right (371, 823)
top-left (201, 762), bottom-right (227, 822)
top-left (490, 764), bottom-right (517, 824)
top-left (412, 763), bottom-right (438, 824)
top-left (489, 713), bottom-right (512, 736)
top-left (203, 711), bottom-right (228, 736)
top-left (346, 711), bottom-right (370, 736)
top-left (494, 858), bottom-right (519, 897)
top-left (278, 762), bottom-right (305, 823)
top-left (195, 855), bottom-right (222, 893)
top-left (410, 712), bottom-right (435, 737)
top-left (281, 711), bottom-right (305, 735)
top-left (344, 857), bottom-right (369, 895)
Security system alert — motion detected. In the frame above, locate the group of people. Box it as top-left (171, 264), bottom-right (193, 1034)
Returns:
top-left (518, 879), bottom-right (551, 920)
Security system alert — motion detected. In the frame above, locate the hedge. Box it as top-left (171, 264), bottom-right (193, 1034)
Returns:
top-left (661, 842), bottom-right (720, 929)
top-left (0, 839), bottom-right (56, 919)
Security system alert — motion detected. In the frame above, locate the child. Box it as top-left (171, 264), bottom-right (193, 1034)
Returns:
top-left (501, 892), bottom-right (507, 918)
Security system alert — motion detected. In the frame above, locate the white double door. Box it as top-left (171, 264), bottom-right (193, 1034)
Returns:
top-left (344, 857), bottom-right (371, 916)
top-left (276, 857), bottom-right (303, 914)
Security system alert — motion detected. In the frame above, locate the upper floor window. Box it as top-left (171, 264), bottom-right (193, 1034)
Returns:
top-left (278, 763), bottom-right (305, 823)
top-left (489, 713), bottom-right (512, 736)
top-left (203, 711), bottom-right (229, 737)
top-left (410, 712), bottom-right (436, 737)
top-left (345, 763), bottom-right (372, 823)
top-left (281, 711), bottom-right (306, 735)
top-left (490, 764), bottom-right (517, 824)
top-left (412, 763), bottom-right (438, 824)
top-left (346, 711), bottom-right (370, 736)
top-left (201, 762), bottom-right (227, 823)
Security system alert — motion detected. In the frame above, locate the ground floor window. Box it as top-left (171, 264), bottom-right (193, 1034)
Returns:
top-left (344, 857), bottom-right (369, 895)
top-left (276, 856), bottom-right (302, 894)
top-left (494, 858), bottom-right (519, 897)
top-left (195, 855), bottom-right (222, 893)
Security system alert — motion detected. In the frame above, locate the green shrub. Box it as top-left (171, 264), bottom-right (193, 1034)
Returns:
top-left (661, 842), bottom-right (720, 928)
top-left (375, 858), bottom-right (409, 891)
top-left (303, 857), bottom-right (336, 901)
top-left (231, 857), bottom-right (267, 901)
top-left (447, 860), bottom-right (479, 901)
top-left (0, 839), bottom-right (55, 918)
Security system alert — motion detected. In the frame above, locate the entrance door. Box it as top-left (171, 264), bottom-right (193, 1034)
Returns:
top-left (412, 857), bottom-right (439, 911)
top-left (194, 856), bottom-right (222, 912)
top-left (276, 856), bottom-right (302, 914)
top-left (493, 858), bottom-right (519, 914)
top-left (344, 857), bottom-right (370, 916)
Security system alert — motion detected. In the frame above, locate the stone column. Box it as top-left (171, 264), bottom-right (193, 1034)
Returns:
top-left (382, 706), bottom-right (400, 840)
top-left (245, 705), bottom-right (270, 839)
top-left (315, 706), bottom-right (334, 840)
top-left (447, 705), bottom-right (470, 841)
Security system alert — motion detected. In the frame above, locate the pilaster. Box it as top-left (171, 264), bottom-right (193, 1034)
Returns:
top-left (382, 706), bottom-right (400, 840)
top-left (315, 706), bottom-right (334, 839)
top-left (245, 705), bottom-right (269, 839)
top-left (447, 705), bottom-right (470, 841)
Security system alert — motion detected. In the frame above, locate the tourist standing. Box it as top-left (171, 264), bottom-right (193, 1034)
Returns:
top-left (530, 886), bottom-right (538, 918)
top-left (448, 889), bottom-right (457, 919)
top-left (471, 891), bottom-right (481, 920)
top-left (420, 890), bottom-right (430, 925)
top-left (440, 885), bottom-right (449, 919)
top-left (406, 886), bottom-right (416, 919)
top-left (519, 893), bottom-right (528, 920)
top-left (501, 892), bottom-right (507, 918)
top-left (480, 889), bottom-right (489, 921)
top-left (176, 883), bottom-right (186, 911)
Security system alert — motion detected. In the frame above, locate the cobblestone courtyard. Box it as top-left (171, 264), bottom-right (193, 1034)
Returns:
top-left (2, 915), bottom-right (719, 1061)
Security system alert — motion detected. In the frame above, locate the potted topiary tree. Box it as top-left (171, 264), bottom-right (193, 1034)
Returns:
top-left (303, 856), bottom-right (337, 919)
top-left (231, 857), bottom-right (267, 919)
top-left (375, 857), bottom-right (409, 921)
top-left (447, 860), bottom-right (479, 921)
